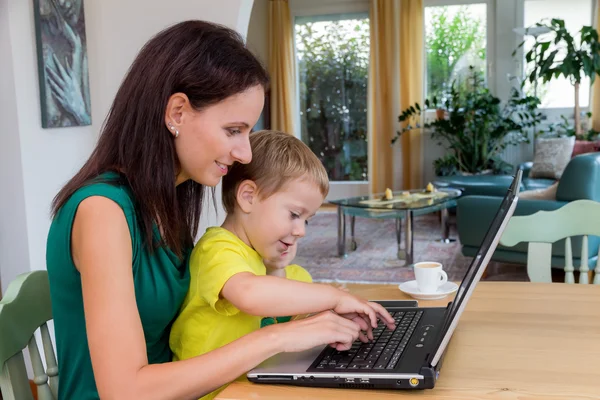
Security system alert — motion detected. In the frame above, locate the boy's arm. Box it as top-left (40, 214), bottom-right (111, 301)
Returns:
top-left (221, 272), bottom-right (340, 317)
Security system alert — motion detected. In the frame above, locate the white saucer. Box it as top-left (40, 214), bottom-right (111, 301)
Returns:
top-left (398, 280), bottom-right (458, 300)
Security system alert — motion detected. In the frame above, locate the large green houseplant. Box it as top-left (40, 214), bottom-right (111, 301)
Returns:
top-left (516, 18), bottom-right (600, 136)
top-left (393, 68), bottom-right (542, 176)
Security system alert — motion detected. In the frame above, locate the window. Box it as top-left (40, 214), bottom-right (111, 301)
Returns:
top-left (294, 14), bottom-right (369, 182)
top-left (523, 0), bottom-right (593, 108)
top-left (425, 3), bottom-right (488, 101)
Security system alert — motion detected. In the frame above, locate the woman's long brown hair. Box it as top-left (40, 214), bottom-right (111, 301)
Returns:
top-left (52, 20), bottom-right (269, 257)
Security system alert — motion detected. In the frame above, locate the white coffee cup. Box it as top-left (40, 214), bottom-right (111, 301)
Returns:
top-left (413, 262), bottom-right (448, 293)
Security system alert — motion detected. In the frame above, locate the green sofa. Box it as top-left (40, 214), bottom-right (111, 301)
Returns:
top-left (434, 165), bottom-right (556, 197)
top-left (452, 152), bottom-right (600, 268)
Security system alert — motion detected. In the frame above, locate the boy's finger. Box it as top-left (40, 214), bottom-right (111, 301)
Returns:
top-left (360, 305), bottom-right (378, 328)
top-left (369, 302), bottom-right (396, 325)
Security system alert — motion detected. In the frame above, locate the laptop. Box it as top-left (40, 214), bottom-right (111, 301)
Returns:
top-left (247, 170), bottom-right (522, 390)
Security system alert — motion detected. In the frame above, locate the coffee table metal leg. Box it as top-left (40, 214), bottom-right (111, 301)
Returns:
top-left (350, 215), bottom-right (357, 251)
top-left (395, 217), bottom-right (402, 259)
top-left (437, 207), bottom-right (456, 243)
top-left (337, 206), bottom-right (347, 257)
top-left (405, 210), bottom-right (414, 264)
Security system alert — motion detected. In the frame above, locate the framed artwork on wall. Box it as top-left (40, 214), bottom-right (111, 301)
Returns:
top-left (33, 0), bottom-right (91, 128)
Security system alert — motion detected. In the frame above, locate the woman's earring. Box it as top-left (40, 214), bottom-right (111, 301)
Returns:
top-left (167, 122), bottom-right (179, 138)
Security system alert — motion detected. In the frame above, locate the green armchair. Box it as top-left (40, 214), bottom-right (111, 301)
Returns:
top-left (456, 152), bottom-right (600, 268)
top-left (434, 163), bottom-right (556, 197)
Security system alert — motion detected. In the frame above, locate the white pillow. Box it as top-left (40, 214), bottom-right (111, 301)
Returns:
top-left (529, 136), bottom-right (575, 179)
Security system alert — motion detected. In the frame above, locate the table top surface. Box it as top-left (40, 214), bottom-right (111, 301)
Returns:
top-left (328, 188), bottom-right (461, 211)
top-left (216, 282), bottom-right (600, 400)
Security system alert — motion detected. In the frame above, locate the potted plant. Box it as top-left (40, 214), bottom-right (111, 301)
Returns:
top-left (393, 67), bottom-right (542, 176)
top-left (425, 95), bottom-right (447, 121)
top-left (516, 18), bottom-right (600, 137)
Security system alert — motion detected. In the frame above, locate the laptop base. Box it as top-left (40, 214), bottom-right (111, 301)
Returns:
top-left (249, 364), bottom-right (438, 390)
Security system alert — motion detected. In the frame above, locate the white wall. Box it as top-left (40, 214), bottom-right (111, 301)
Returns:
top-left (0, 0), bottom-right (31, 293)
top-left (0, 0), bottom-right (254, 294)
top-left (246, 0), bottom-right (269, 131)
top-left (247, 0), bottom-right (269, 65)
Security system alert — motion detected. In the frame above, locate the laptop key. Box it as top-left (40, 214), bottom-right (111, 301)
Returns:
top-left (376, 354), bottom-right (391, 366)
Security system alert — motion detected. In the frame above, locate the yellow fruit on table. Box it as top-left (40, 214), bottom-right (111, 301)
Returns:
top-left (384, 188), bottom-right (393, 200)
top-left (426, 182), bottom-right (435, 192)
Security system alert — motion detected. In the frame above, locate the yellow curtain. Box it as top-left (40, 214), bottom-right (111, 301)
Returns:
top-left (368, 0), bottom-right (396, 194)
top-left (368, 0), bottom-right (423, 193)
top-left (268, 0), bottom-right (296, 134)
top-left (592, 0), bottom-right (600, 131)
top-left (399, 0), bottom-right (423, 189)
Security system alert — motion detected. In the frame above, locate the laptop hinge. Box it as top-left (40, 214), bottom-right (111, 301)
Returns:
top-left (425, 301), bottom-right (453, 366)
top-left (419, 365), bottom-right (437, 387)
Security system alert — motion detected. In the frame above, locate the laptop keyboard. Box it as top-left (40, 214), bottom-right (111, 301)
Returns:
top-left (311, 310), bottom-right (423, 371)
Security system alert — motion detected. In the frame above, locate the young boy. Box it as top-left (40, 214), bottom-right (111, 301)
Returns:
top-left (169, 130), bottom-right (394, 400)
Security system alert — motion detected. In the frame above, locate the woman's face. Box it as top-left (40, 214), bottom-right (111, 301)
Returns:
top-left (171, 85), bottom-right (265, 187)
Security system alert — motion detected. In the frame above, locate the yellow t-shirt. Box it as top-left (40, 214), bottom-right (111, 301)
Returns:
top-left (169, 227), bottom-right (312, 400)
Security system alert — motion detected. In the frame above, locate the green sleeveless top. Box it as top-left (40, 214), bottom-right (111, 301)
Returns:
top-left (46, 173), bottom-right (191, 399)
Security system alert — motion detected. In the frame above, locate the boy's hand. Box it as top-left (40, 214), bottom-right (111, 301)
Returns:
top-left (333, 293), bottom-right (396, 337)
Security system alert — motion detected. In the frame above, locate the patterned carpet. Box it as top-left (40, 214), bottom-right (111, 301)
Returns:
top-left (296, 211), bottom-right (529, 284)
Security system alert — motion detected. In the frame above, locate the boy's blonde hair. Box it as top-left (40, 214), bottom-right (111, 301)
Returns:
top-left (222, 130), bottom-right (329, 214)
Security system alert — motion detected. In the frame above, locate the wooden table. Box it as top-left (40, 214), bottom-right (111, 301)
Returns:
top-left (216, 282), bottom-right (600, 399)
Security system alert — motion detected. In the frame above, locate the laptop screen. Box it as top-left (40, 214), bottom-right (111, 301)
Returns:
top-left (428, 171), bottom-right (521, 367)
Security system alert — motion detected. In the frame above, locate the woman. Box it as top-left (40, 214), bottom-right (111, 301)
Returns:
top-left (47, 20), bottom-right (383, 399)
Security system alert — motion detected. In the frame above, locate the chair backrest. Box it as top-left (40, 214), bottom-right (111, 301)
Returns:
top-left (0, 271), bottom-right (57, 400)
top-left (500, 199), bottom-right (600, 284)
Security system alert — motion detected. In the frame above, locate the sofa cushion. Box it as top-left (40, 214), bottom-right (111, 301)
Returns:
top-left (522, 177), bottom-right (556, 191)
top-left (520, 182), bottom-right (558, 200)
top-left (572, 140), bottom-right (600, 157)
top-left (530, 136), bottom-right (575, 179)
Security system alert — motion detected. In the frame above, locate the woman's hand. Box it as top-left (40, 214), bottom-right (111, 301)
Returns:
top-left (268, 310), bottom-right (364, 352)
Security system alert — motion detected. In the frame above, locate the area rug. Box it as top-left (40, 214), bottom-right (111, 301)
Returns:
top-left (295, 211), bottom-right (529, 284)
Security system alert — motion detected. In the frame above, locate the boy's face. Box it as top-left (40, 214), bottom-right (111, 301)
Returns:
top-left (244, 178), bottom-right (324, 269)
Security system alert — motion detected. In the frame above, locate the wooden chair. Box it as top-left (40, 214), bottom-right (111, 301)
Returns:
top-left (0, 271), bottom-right (57, 400)
top-left (500, 199), bottom-right (600, 284)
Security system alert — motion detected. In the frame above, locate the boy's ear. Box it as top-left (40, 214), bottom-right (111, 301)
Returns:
top-left (236, 180), bottom-right (258, 214)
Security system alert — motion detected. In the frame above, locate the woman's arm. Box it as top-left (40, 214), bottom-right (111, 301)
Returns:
top-left (73, 197), bottom-right (362, 400)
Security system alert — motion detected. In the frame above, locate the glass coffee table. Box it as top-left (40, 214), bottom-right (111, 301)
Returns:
top-left (329, 188), bottom-right (461, 266)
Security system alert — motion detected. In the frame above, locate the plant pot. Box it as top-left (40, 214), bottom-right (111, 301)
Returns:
top-left (457, 169), bottom-right (494, 176)
top-left (436, 108), bottom-right (445, 121)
